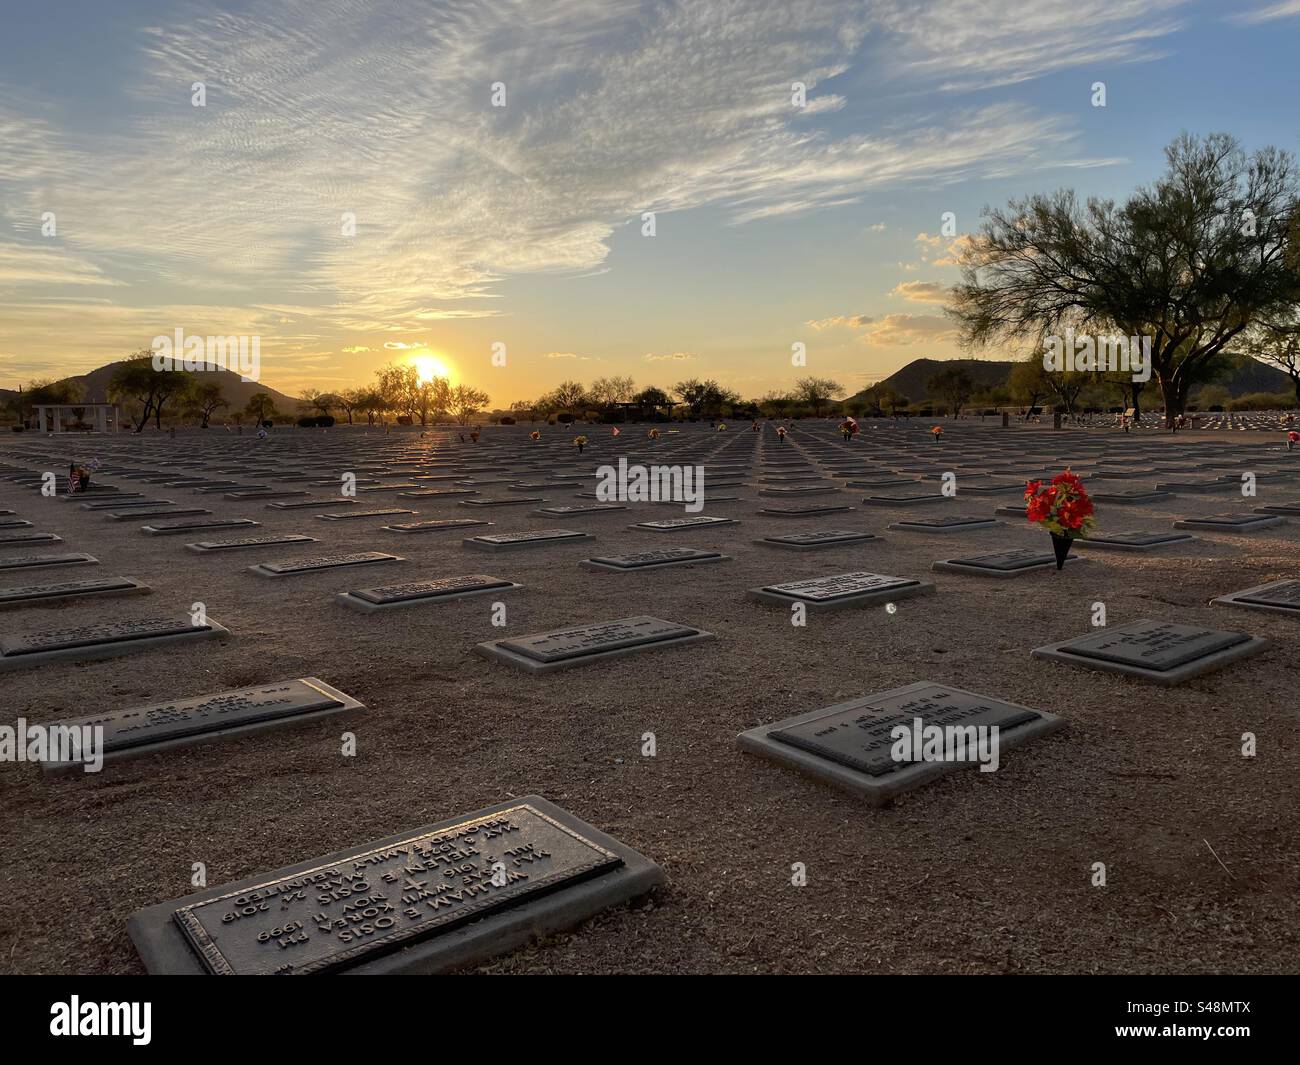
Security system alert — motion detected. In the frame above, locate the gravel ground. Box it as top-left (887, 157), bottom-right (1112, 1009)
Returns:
top-left (0, 420), bottom-right (1296, 975)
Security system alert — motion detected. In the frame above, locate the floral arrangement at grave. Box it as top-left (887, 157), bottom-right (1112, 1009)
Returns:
top-left (572, 434), bottom-right (588, 453)
top-left (716, 423), bottom-right (727, 431)
top-left (1288, 430), bottom-right (1298, 451)
top-left (930, 425), bottom-right (943, 440)
top-left (530, 430), bottom-right (540, 442)
top-left (1025, 469), bottom-right (1095, 569)
top-left (648, 427), bottom-right (660, 440)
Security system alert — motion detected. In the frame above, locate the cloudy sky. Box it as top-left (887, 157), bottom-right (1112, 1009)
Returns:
top-left (1, 0), bottom-right (1298, 403)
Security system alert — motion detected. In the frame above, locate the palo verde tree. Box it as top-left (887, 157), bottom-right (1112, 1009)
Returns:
top-left (950, 133), bottom-right (1300, 427)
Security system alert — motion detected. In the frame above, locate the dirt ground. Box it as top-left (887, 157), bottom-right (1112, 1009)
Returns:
top-left (0, 420), bottom-right (1297, 975)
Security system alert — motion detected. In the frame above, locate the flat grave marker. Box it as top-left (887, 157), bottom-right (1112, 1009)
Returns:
top-left (0, 615), bottom-right (228, 671)
top-left (0, 532), bottom-right (62, 548)
top-left (738, 681), bottom-right (1063, 805)
top-left (580, 548), bottom-right (729, 572)
top-left (0, 552), bottom-right (97, 572)
top-left (932, 548), bottom-right (1081, 577)
top-left (535, 504), bottom-right (627, 516)
top-left (862, 493), bottom-right (948, 507)
top-left (630, 516), bottom-right (738, 532)
top-left (41, 677), bottom-right (364, 771)
top-left (886, 516), bottom-right (998, 534)
top-left (315, 508), bottom-right (416, 521)
top-left (1072, 531), bottom-right (1196, 551)
top-left (749, 571), bottom-right (934, 611)
top-left (0, 575), bottom-right (149, 609)
top-left (187, 534), bottom-right (319, 553)
top-left (1032, 618), bottom-right (1266, 685)
top-left (1212, 579), bottom-right (1300, 618)
top-left (250, 551), bottom-right (404, 578)
top-left (463, 530), bottom-right (593, 552)
top-left (128, 796), bottom-right (663, 974)
top-left (755, 530), bottom-right (880, 551)
top-left (384, 518), bottom-right (491, 533)
top-left (1172, 514), bottom-right (1284, 532)
top-left (266, 498), bottom-right (359, 510)
top-left (758, 504), bottom-right (853, 517)
top-left (459, 497), bottom-right (543, 508)
top-left (477, 615), bottom-right (713, 674)
top-left (1091, 490), bottom-right (1171, 505)
top-left (337, 574), bottom-right (521, 612)
top-left (107, 508), bottom-right (210, 521)
top-left (143, 518), bottom-right (260, 536)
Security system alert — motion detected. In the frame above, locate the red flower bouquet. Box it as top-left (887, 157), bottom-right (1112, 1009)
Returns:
top-left (1025, 469), bottom-right (1095, 569)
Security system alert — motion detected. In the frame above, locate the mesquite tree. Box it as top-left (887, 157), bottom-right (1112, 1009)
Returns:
top-left (950, 133), bottom-right (1300, 427)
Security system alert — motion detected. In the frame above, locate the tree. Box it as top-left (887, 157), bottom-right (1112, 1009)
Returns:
top-left (672, 379), bottom-right (736, 418)
top-left (245, 392), bottom-right (277, 424)
top-left (336, 389), bottom-right (362, 426)
top-left (758, 390), bottom-right (794, 418)
top-left (108, 353), bottom-right (167, 432)
top-left (154, 371), bottom-right (195, 428)
top-left (632, 386), bottom-right (670, 419)
top-left (589, 376), bottom-right (635, 409)
top-left (951, 133), bottom-right (1300, 427)
top-left (792, 376), bottom-right (845, 417)
top-left (925, 366), bottom-right (975, 417)
top-left (355, 389), bottom-right (385, 427)
top-left (12, 376), bottom-right (84, 425)
top-left (1007, 358), bottom-right (1050, 418)
top-left (186, 381), bottom-right (228, 428)
top-left (451, 384), bottom-right (491, 425)
top-left (1254, 313), bottom-right (1300, 404)
top-left (548, 380), bottom-right (589, 415)
top-left (300, 389), bottom-right (339, 418)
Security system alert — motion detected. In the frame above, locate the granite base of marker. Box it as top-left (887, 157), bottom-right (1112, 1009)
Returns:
top-left (755, 532), bottom-right (881, 551)
top-left (932, 553), bottom-right (1082, 578)
top-left (1072, 533), bottom-right (1196, 552)
top-left (737, 681), bottom-right (1063, 806)
top-left (748, 573), bottom-right (935, 611)
top-left (0, 617), bottom-right (230, 672)
top-left (579, 550), bottom-right (730, 572)
top-left (476, 616), bottom-right (714, 674)
top-left (336, 576), bottom-right (521, 612)
top-left (127, 795), bottom-right (663, 974)
top-left (1172, 515), bottom-right (1284, 533)
top-left (1212, 579), bottom-right (1300, 618)
top-left (1031, 619), bottom-right (1267, 685)
top-left (463, 532), bottom-right (593, 552)
top-left (42, 677), bottom-right (364, 773)
top-left (886, 519), bottom-right (999, 534)
top-left (0, 576), bottom-right (150, 610)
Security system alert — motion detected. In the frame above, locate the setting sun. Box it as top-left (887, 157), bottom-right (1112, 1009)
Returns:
top-left (412, 353), bottom-right (454, 384)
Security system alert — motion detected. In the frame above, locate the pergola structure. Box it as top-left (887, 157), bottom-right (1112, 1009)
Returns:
top-left (34, 403), bottom-right (121, 433)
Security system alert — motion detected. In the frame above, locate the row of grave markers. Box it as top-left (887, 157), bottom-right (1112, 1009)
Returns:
top-left (1, 420), bottom-right (1296, 973)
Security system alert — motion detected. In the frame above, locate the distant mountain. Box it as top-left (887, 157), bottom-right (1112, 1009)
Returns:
top-left (856, 358), bottom-right (1017, 403)
top-left (4, 360), bottom-right (302, 412)
top-left (854, 355), bottom-right (1292, 403)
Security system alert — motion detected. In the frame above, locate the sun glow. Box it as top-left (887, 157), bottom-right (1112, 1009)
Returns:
top-left (412, 353), bottom-right (454, 384)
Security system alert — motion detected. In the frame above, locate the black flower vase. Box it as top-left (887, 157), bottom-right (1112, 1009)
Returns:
top-left (1049, 532), bottom-right (1073, 570)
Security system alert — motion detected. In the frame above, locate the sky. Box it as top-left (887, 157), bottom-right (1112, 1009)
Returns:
top-left (1, 0), bottom-right (1299, 405)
